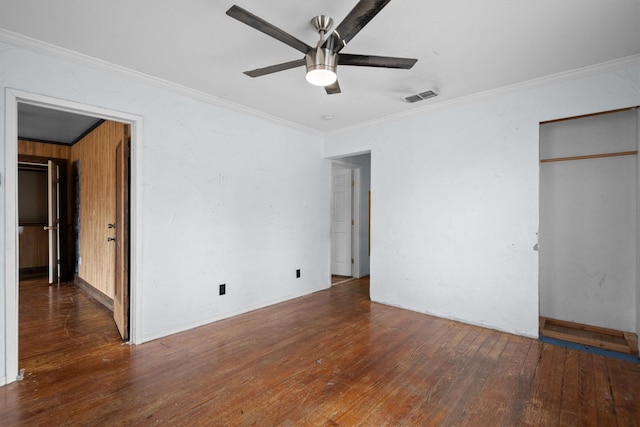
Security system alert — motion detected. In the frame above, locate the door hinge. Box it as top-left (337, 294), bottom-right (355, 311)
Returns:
top-left (351, 219), bottom-right (354, 225)
top-left (352, 180), bottom-right (355, 187)
top-left (351, 258), bottom-right (354, 264)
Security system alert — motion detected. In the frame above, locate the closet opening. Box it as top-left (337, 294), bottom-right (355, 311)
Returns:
top-left (538, 107), bottom-right (639, 357)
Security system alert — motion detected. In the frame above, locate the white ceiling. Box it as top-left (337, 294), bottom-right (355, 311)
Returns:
top-left (18, 103), bottom-right (103, 144)
top-left (1, 0), bottom-right (639, 134)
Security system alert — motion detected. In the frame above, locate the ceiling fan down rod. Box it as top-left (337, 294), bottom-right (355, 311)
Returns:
top-left (310, 15), bottom-right (333, 46)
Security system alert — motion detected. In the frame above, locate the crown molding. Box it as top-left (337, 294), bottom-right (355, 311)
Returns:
top-left (3, 28), bottom-right (637, 139)
top-left (326, 54), bottom-right (640, 137)
top-left (0, 28), bottom-right (322, 137)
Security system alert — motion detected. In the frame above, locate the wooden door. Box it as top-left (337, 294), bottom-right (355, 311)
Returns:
top-left (113, 133), bottom-right (130, 340)
top-left (331, 165), bottom-right (353, 276)
top-left (46, 160), bottom-right (60, 284)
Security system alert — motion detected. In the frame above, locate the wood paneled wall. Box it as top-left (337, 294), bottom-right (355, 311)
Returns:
top-left (18, 140), bottom-right (71, 160)
top-left (70, 121), bottom-right (125, 299)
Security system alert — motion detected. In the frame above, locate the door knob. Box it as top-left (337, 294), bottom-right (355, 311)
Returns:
top-left (43, 226), bottom-right (58, 231)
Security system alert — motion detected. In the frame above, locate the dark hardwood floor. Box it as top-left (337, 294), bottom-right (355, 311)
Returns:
top-left (1, 277), bottom-right (638, 426)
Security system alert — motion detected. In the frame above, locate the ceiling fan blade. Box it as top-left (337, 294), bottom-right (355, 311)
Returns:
top-left (323, 0), bottom-right (391, 53)
top-left (227, 5), bottom-right (311, 54)
top-left (243, 58), bottom-right (306, 77)
top-left (325, 80), bottom-right (341, 95)
top-left (338, 53), bottom-right (417, 69)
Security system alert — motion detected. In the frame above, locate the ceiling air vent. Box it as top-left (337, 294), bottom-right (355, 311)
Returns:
top-left (403, 90), bottom-right (438, 103)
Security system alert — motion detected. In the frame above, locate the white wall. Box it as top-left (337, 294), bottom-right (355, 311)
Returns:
top-left (325, 59), bottom-right (640, 337)
top-left (0, 41), bottom-right (330, 381)
top-left (637, 109), bottom-right (640, 352)
top-left (539, 111), bottom-right (637, 332)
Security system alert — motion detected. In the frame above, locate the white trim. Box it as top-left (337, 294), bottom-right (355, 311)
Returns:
top-left (4, 89), bottom-right (19, 384)
top-left (352, 168), bottom-right (362, 279)
top-left (3, 89), bottom-right (144, 385)
top-left (636, 108), bottom-right (640, 353)
top-left (326, 54), bottom-right (640, 137)
top-left (129, 111), bottom-right (144, 346)
top-left (0, 28), bottom-right (321, 137)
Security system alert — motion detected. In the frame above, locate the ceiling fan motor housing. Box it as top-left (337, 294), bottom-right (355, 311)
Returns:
top-left (305, 47), bottom-right (337, 86)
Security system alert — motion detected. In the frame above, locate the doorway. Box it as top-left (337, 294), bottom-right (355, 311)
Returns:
top-left (539, 108), bottom-right (639, 336)
top-left (330, 153), bottom-right (371, 283)
top-left (18, 157), bottom-right (71, 284)
top-left (17, 118), bottom-right (128, 361)
top-left (331, 163), bottom-right (354, 278)
top-left (4, 89), bottom-right (143, 384)
top-left (17, 162), bottom-right (49, 280)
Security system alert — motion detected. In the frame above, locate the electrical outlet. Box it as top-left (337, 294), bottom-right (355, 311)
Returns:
top-left (296, 269), bottom-right (301, 278)
top-left (219, 284), bottom-right (226, 295)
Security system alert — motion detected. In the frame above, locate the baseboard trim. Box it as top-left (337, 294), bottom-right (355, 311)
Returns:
top-left (19, 267), bottom-right (47, 278)
top-left (74, 275), bottom-right (114, 311)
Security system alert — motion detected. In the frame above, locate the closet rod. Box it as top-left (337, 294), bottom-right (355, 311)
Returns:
top-left (540, 150), bottom-right (638, 164)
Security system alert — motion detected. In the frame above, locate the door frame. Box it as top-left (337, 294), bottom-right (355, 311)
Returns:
top-left (330, 160), bottom-right (361, 278)
top-left (4, 89), bottom-right (144, 385)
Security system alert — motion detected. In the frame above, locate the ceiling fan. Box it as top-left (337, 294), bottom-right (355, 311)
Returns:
top-left (226, 0), bottom-right (418, 94)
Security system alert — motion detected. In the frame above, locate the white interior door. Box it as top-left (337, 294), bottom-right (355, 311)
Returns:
top-left (331, 165), bottom-right (352, 276)
top-left (46, 160), bottom-right (60, 284)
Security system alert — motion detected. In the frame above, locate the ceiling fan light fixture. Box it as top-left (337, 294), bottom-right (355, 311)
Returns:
top-left (306, 68), bottom-right (337, 86)
top-left (305, 47), bottom-right (337, 86)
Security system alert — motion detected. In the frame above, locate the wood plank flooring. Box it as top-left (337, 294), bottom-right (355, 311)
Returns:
top-left (1, 277), bottom-right (639, 426)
